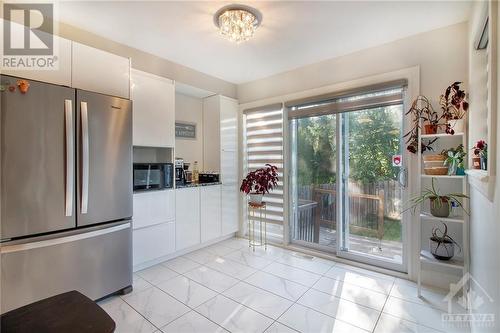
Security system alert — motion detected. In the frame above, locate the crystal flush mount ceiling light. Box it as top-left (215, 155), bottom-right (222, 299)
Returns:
top-left (213, 4), bottom-right (262, 43)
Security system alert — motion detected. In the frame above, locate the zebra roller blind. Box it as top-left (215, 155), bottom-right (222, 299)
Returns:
top-left (243, 103), bottom-right (284, 225)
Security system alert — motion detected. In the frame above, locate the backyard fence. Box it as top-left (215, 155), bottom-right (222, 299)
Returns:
top-left (294, 180), bottom-right (401, 243)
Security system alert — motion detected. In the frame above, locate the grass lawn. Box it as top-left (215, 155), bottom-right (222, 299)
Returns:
top-left (349, 217), bottom-right (402, 242)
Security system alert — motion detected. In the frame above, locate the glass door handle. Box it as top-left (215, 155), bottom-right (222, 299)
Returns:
top-left (398, 166), bottom-right (408, 188)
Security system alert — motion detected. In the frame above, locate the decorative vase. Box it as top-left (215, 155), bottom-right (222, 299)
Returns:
top-left (481, 156), bottom-right (488, 170)
top-left (429, 238), bottom-right (455, 260)
top-left (472, 156), bottom-right (481, 169)
top-left (249, 193), bottom-right (263, 205)
top-left (456, 167), bottom-right (465, 175)
top-left (447, 119), bottom-right (464, 133)
top-left (424, 124), bottom-right (438, 134)
top-left (429, 196), bottom-right (450, 218)
top-left (447, 164), bottom-right (457, 176)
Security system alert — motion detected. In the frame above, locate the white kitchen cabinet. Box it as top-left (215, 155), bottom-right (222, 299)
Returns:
top-left (202, 96), bottom-right (221, 172)
top-left (3, 35), bottom-right (72, 86)
top-left (72, 42), bottom-right (130, 98)
top-left (131, 69), bottom-right (175, 147)
top-left (133, 222), bottom-right (175, 267)
top-left (175, 187), bottom-right (200, 250)
top-left (220, 97), bottom-right (239, 150)
top-left (133, 190), bottom-right (175, 230)
top-left (202, 95), bottom-right (238, 171)
top-left (201, 185), bottom-right (222, 242)
top-left (221, 151), bottom-right (239, 234)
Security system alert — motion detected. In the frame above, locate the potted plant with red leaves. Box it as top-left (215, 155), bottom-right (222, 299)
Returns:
top-left (240, 164), bottom-right (279, 204)
top-left (472, 140), bottom-right (487, 170)
top-left (440, 82), bottom-right (469, 135)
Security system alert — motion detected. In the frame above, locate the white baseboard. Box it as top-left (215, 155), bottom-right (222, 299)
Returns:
top-left (132, 232), bottom-right (236, 272)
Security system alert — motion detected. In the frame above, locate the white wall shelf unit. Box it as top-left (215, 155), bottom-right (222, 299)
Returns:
top-left (416, 123), bottom-right (469, 298)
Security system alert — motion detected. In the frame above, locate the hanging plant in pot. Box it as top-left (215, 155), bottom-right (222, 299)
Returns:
top-left (240, 164), bottom-right (279, 205)
top-left (429, 223), bottom-right (461, 260)
top-left (405, 178), bottom-right (469, 218)
top-left (439, 81), bottom-right (469, 135)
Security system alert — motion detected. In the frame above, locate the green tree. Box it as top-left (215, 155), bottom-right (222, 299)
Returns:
top-left (347, 106), bottom-right (402, 184)
top-left (295, 105), bottom-right (402, 186)
top-left (297, 115), bottom-right (336, 186)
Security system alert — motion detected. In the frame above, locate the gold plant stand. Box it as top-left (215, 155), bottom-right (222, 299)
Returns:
top-left (248, 202), bottom-right (267, 251)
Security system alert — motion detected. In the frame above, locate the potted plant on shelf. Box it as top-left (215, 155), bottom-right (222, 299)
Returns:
top-left (240, 164), bottom-right (279, 204)
top-left (429, 223), bottom-right (461, 260)
top-left (472, 140), bottom-right (488, 171)
top-left (404, 96), bottom-right (442, 154)
top-left (405, 178), bottom-right (469, 218)
top-left (442, 144), bottom-right (466, 175)
top-left (440, 81), bottom-right (469, 135)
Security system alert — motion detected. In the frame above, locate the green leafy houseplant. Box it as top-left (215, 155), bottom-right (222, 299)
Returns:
top-left (404, 96), bottom-right (444, 154)
top-left (442, 144), bottom-right (466, 175)
top-left (405, 178), bottom-right (469, 218)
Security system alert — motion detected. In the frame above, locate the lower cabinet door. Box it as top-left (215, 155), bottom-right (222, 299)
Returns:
top-left (133, 222), bottom-right (175, 267)
top-left (221, 184), bottom-right (239, 234)
top-left (175, 187), bottom-right (200, 250)
top-left (201, 185), bottom-right (222, 242)
top-left (133, 190), bottom-right (175, 230)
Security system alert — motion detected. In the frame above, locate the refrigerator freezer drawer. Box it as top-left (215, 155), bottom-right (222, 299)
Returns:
top-left (0, 222), bottom-right (132, 314)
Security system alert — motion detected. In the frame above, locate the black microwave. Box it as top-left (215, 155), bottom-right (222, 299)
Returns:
top-left (133, 163), bottom-right (173, 191)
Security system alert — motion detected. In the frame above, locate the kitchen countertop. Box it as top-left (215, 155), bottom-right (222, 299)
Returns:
top-left (175, 182), bottom-right (222, 189)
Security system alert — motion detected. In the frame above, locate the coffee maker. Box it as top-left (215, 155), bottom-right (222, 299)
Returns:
top-left (175, 158), bottom-right (185, 185)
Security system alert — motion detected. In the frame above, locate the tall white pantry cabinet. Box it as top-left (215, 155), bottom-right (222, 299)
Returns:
top-left (203, 95), bottom-right (240, 235)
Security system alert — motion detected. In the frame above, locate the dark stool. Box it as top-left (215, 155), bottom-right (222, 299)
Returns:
top-left (0, 290), bottom-right (115, 333)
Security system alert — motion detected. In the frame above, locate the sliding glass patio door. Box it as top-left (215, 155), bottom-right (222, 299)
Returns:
top-left (336, 105), bottom-right (407, 271)
top-left (289, 114), bottom-right (338, 252)
top-left (288, 84), bottom-right (408, 271)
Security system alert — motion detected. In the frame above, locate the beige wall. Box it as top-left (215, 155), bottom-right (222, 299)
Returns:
top-left (57, 22), bottom-right (237, 99)
top-left (237, 22), bottom-right (471, 289)
top-left (175, 93), bottom-right (204, 170)
top-left (237, 22), bottom-right (469, 107)
top-left (468, 2), bottom-right (500, 332)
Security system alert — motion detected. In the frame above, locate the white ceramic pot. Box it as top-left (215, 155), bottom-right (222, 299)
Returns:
top-left (249, 193), bottom-right (263, 205)
top-left (448, 119), bottom-right (464, 133)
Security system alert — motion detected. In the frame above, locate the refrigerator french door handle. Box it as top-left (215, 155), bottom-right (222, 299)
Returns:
top-left (81, 101), bottom-right (89, 214)
top-left (64, 100), bottom-right (74, 217)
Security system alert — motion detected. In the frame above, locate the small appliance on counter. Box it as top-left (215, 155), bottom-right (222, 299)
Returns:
top-left (175, 158), bottom-right (185, 186)
top-left (133, 163), bottom-right (173, 191)
top-left (183, 163), bottom-right (192, 184)
top-left (198, 172), bottom-right (220, 184)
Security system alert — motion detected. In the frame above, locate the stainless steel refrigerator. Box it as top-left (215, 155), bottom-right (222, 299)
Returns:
top-left (0, 75), bottom-right (133, 313)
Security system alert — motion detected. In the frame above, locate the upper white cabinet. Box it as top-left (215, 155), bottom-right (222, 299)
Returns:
top-left (202, 95), bottom-right (238, 171)
top-left (220, 97), bottom-right (239, 151)
top-left (3, 35), bottom-right (72, 86)
top-left (175, 187), bottom-right (200, 251)
top-left (202, 96), bottom-right (221, 171)
top-left (201, 185), bottom-right (222, 242)
top-left (133, 190), bottom-right (175, 230)
top-left (131, 69), bottom-right (175, 147)
top-left (72, 42), bottom-right (130, 98)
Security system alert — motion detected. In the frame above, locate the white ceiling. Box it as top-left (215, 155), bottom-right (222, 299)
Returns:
top-left (59, 1), bottom-right (471, 84)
